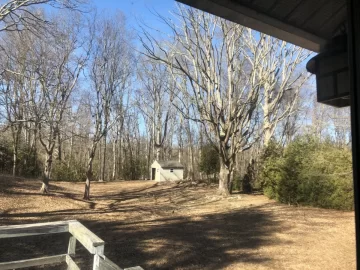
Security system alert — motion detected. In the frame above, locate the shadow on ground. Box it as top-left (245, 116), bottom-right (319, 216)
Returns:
top-left (0, 177), bottom-right (290, 270)
top-left (83, 205), bottom-right (287, 270)
top-left (0, 207), bottom-right (286, 270)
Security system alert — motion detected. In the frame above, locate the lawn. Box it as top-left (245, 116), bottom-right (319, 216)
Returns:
top-left (0, 175), bottom-right (356, 270)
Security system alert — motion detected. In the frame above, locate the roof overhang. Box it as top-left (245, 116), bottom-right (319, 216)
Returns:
top-left (176, 0), bottom-right (346, 53)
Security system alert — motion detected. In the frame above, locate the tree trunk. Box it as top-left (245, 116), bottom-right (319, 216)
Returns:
top-left (101, 135), bottom-right (107, 181)
top-left (11, 125), bottom-right (22, 177)
top-left (30, 128), bottom-right (38, 176)
top-left (33, 133), bottom-right (38, 175)
top-left (185, 118), bottom-right (195, 180)
top-left (68, 132), bottom-right (74, 168)
top-left (98, 139), bottom-right (102, 180)
top-left (263, 92), bottom-right (271, 147)
top-left (218, 159), bottom-right (231, 196)
top-left (12, 144), bottom-right (18, 177)
top-left (154, 103), bottom-right (162, 160)
top-left (84, 167), bottom-right (92, 200)
top-left (84, 144), bottom-right (96, 200)
top-left (199, 126), bottom-right (204, 180)
top-left (118, 135), bottom-right (123, 179)
top-left (112, 138), bottom-right (117, 181)
top-left (188, 144), bottom-right (194, 180)
top-left (40, 152), bottom-right (53, 193)
top-left (155, 146), bottom-right (160, 161)
top-left (263, 126), bottom-right (273, 148)
top-left (57, 133), bottom-right (62, 160)
top-left (147, 131), bottom-right (152, 179)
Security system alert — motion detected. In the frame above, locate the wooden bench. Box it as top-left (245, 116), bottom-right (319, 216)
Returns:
top-left (0, 220), bottom-right (143, 270)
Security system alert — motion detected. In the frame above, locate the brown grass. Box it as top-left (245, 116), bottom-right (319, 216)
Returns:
top-left (0, 175), bottom-right (356, 270)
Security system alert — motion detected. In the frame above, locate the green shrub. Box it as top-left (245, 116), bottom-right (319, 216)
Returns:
top-left (260, 141), bottom-right (284, 199)
top-left (199, 144), bottom-right (220, 181)
top-left (241, 160), bottom-right (257, 193)
top-left (0, 141), bottom-right (13, 174)
top-left (260, 137), bottom-right (354, 210)
top-left (232, 160), bottom-right (257, 193)
top-left (232, 172), bottom-right (242, 191)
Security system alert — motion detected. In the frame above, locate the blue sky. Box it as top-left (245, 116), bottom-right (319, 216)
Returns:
top-left (86, 1), bottom-right (180, 136)
top-left (92, 0), bottom-right (177, 33)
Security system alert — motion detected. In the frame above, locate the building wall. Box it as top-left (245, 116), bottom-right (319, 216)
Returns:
top-left (151, 162), bottom-right (161, 182)
top-left (159, 168), bottom-right (183, 182)
top-left (151, 161), bottom-right (184, 182)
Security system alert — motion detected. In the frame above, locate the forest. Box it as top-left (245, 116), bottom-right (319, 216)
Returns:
top-left (0, 0), bottom-right (353, 208)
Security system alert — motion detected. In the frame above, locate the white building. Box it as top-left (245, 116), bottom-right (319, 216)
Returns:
top-left (151, 160), bottom-right (184, 182)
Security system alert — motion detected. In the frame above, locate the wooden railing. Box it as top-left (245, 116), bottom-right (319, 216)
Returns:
top-left (0, 220), bottom-right (143, 270)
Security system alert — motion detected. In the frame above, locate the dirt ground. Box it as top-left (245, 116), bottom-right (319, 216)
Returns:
top-left (0, 175), bottom-right (356, 270)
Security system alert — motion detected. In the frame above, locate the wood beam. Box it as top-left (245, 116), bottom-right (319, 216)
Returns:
top-left (68, 221), bottom-right (105, 255)
top-left (0, 220), bottom-right (75, 239)
top-left (0, 254), bottom-right (66, 270)
top-left (66, 255), bottom-right (80, 270)
top-left (99, 256), bottom-right (123, 270)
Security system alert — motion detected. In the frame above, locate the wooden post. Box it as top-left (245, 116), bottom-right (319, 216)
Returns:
top-left (0, 221), bottom-right (125, 270)
top-left (93, 254), bottom-right (100, 270)
top-left (68, 235), bottom-right (76, 256)
top-left (348, 0), bottom-right (360, 267)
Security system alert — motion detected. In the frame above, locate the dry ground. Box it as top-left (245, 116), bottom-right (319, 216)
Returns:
top-left (0, 175), bottom-right (356, 270)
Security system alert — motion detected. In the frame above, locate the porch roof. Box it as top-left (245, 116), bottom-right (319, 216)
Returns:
top-left (176, 0), bottom-right (347, 52)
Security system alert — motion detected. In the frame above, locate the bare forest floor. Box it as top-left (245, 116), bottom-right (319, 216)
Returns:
top-left (0, 175), bottom-right (356, 270)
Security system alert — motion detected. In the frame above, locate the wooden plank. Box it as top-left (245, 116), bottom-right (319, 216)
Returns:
top-left (99, 256), bottom-right (123, 270)
top-left (93, 254), bottom-right (100, 270)
top-left (0, 220), bottom-right (76, 239)
top-left (68, 236), bottom-right (77, 255)
top-left (69, 221), bottom-right (105, 255)
top-left (0, 254), bottom-right (66, 270)
top-left (65, 255), bottom-right (80, 270)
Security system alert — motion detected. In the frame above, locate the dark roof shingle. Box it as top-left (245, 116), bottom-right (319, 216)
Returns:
top-left (157, 161), bottom-right (184, 169)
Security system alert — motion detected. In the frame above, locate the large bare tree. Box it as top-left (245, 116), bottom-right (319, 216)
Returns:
top-left (26, 13), bottom-right (90, 193)
top-left (244, 32), bottom-right (311, 146)
top-left (141, 7), bottom-right (264, 195)
top-left (84, 12), bottom-right (133, 200)
top-left (141, 5), bottom-right (310, 194)
top-left (136, 60), bottom-right (174, 162)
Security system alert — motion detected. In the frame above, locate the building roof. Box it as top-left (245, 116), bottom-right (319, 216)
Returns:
top-left (157, 160), bottom-right (184, 169)
top-left (177, 0), bottom-right (347, 52)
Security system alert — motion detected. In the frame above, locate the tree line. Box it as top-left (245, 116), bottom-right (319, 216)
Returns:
top-left (0, 1), bottom-right (352, 200)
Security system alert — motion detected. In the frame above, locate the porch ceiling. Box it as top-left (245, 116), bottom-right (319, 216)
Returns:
top-left (176, 0), bottom-right (347, 52)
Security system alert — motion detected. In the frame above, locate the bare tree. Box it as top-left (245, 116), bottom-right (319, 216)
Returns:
top-left (243, 32), bottom-right (311, 146)
top-left (0, 0), bottom-right (88, 179)
top-left (84, 12), bottom-right (133, 199)
top-left (329, 107), bottom-right (351, 146)
top-left (136, 60), bottom-right (174, 161)
top-left (141, 7), bottom-right (263, 195)
top-left (0, 31), bottom-right (29, 176)
top-left (308, 94), bottom-right (351, 146)
top-left (0, 0), bottom-right (87, 33)
top-left (25, 13), bottom-right (90, 193)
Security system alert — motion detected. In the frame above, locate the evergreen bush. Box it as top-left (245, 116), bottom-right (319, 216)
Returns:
top-left (199, 144), bottom-right (220, 182)
top-left (260, 136), bottom-right (353, 210)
